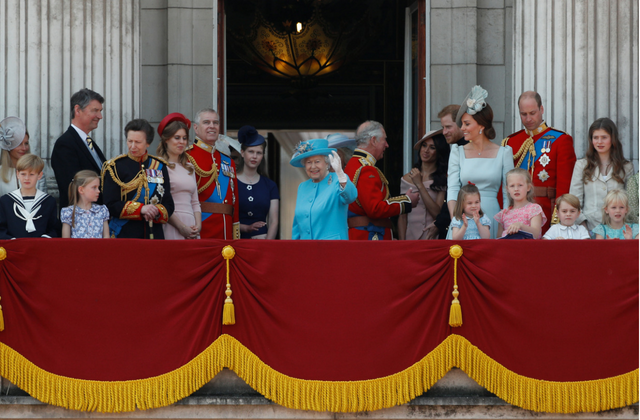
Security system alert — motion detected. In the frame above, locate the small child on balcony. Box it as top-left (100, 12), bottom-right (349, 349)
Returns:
top-left (543, 194), bottom-right (590, 239)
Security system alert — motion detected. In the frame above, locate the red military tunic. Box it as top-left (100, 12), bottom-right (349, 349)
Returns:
top-left (344, 149), bottom-right (412, 240)
top-left (186, 138), bottom-right (240, 240)
top-left (502, 122), bottom-right (576, 234)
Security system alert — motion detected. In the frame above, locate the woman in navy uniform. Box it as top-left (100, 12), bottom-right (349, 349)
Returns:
top-left (102, 119), bottom-right (174, 239)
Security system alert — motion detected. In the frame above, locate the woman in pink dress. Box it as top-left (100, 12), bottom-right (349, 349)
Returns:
top-left (156, 113), bottom-right (201, 240)
top-left (398, 129), bottom-right (449, 240)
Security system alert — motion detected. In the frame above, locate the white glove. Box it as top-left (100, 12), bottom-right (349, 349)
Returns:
top-left (328, 151), bottom-right (348, 184)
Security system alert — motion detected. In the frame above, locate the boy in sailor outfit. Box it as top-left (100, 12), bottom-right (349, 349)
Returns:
top-left (0, 154), bottom-right (59, 238)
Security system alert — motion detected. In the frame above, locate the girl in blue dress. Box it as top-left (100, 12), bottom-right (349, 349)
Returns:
top-left (61, 170), bottom-right (110, 238)
top-left (594, 189), bottom-right (639, 239)
top-left (449, 183), bottom-right (491, 240)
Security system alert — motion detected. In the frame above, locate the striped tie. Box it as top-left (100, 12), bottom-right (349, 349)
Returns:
top-left (87, 137), bottom-right (94, 150)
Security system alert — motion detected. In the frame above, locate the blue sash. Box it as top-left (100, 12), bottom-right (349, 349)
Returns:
top-left (202, 154), bottom-right (233, 221)
top-left (519, 130), bottom-right (563, 170)
top-left (347, 211), bottom-right (387, 240)
top-left (109, 160), bottom-right (164, 237)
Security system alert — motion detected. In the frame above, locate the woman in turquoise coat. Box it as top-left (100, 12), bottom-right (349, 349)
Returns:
top-left (290, 138), bottom-right (357, 240)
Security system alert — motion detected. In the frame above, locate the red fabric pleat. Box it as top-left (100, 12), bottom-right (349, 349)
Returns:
top-left (0, 238), bottom-right (636, 383)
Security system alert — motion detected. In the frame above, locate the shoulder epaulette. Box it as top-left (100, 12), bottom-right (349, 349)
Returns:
top-left (545, 126), bottom-right (569, 136)
top-left (186, 144), bottom-right (194, 151)
top-left (501, 129), bottom-right (524, 147)
top-left (149, 154), bottom-right (168, 165)
top-left (102, 154), bottom-right (128, 169)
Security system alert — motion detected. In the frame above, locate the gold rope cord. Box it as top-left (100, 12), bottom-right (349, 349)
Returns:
top-left (0, 335), bottom-right (636, 414)
top-left (511, 137), bottom-right (536, 176)
top-left (187, 154), bottom-right (218, 194)
top-left (103, 163), bottom-right (147, 203)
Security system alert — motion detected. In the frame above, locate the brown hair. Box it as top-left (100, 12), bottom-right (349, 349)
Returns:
top-left (555, 194), bottom-right (581, 212)
top-left (452, 184), bottom-right (484, 219)
top-left (469, 104), bottom-right (496, 140)
top-left (517, 91), bottom-right (542, 108)
top-left (16, 154), bottom-right (44, 173)
top-left (156, 121), bottom-right (193, 175)
top-left (601, 189), bottom-right (630, 226)
top-left (67, 170), bottom-right (100, 228)
top-left (505, 168), bottom-right (535, 208)
top-left (438, 104), bottom-right (460, 121)
top-left (582, 118), bottom-right (629, 185)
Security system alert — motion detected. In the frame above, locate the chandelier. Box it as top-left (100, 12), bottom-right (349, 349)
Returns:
top-left (226, 0), bottom-right (383, 89)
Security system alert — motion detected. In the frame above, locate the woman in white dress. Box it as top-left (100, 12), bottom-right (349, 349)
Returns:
top-left (156, 113), bottom-right (201, 240)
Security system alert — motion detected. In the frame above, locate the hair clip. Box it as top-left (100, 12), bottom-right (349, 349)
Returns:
top-left (467, 181), bottom-right (475, 186)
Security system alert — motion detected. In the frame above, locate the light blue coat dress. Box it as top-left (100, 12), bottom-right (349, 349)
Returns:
top-left (292, 172), bottom-right (358, 240)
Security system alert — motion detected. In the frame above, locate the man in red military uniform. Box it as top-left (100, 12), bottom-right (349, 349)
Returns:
top-left (186, 108), bottom-right (239, 239)
top-left (345, 121), bottom-right (418, 240)
top-left (502, 92), bottom-right (576, 234)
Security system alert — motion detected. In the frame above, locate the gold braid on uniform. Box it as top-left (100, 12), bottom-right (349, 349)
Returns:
top-left (187, 154), bottom-right (219, 194)
top-left (102, 158), bottom-right (149, 204)
top-left (507, 137), bottom-right (536, 177)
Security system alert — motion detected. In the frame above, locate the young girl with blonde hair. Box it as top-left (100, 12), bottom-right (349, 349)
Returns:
top-left (593, 190), bottom-right (638, 239)
top-left (495, 168), bottom-right (546, 239)
top-left (61, 170), bottom-right (109, 238)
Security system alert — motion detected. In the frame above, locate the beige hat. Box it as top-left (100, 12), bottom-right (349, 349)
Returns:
top-left (413, 129), bottom-right (444, 150)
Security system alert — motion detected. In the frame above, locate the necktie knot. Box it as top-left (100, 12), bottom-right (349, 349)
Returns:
top-left (87, 137), bottom-right (94, 150)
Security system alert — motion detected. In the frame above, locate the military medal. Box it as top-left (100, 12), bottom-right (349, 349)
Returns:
top-left (538, 169), bottom-right (550, 182)
top-left (539, 141), bottom-right (551, 167)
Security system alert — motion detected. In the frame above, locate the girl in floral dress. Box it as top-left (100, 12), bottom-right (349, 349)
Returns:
top-left (61, 170), bottom-right (109, 238)
top-left (495, 168), bottom-right (546, 239)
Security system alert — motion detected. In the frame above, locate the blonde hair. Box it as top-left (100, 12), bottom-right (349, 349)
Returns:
top-left (453, 184), bottom-right (484, 219)
top-left (67, 170), bottom-right (100, 228)
top-left (16, 154), bottom-right (44, 173)
top-left (601, 189), bottom-right (630, 226)
top-left (1, 130), bottom-right (29, 182)
top-left (555, 194), bottom-right (581, 212)
top-left (505, 168), bottom-right (535, 208)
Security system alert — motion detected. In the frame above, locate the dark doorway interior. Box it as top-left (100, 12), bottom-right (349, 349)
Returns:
top-left (226, 0), bottom-right (411, 199)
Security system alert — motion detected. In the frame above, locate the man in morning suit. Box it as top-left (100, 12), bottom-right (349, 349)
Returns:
top-left (51, 88), bottom-right (107, 208)
top-left (502, 91), bottom-right (576, 234)
top-left (345, 120), bottom-right (418, 240)
top-left (186, 108), bottom-right (239, 239)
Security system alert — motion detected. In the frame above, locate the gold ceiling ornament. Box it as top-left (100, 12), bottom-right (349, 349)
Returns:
top-left (226, 0), bottom-right (383, 89)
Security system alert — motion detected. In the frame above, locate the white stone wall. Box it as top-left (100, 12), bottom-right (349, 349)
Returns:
top-left (429, 0), bottom-right (514, 142)
top-left (0, 0), bottom-right (140, 189)
top-left (140, 0), bottom-right (215, 153)
top-left (513, 0), bottom-right (639, 169)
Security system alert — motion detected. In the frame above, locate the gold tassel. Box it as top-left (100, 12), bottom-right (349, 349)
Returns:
top-left (0, 247), bottom-right (6, 332)
top-left (449, 245), bottom-right (463, 327)
top-left (0, 296), bottom-right (4, 332)
top-left (221, 246), bottom-right (236, 325)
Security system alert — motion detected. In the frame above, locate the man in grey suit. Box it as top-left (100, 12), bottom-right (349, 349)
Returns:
top-left (51, 88), bottom-right (107, 208)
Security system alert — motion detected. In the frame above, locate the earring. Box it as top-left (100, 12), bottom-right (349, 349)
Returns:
top-left (479, 128), bottom-right (483, 134)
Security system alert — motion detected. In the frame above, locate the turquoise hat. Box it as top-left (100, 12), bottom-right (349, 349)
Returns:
top-left (290, 139), bottom-right (337, 168)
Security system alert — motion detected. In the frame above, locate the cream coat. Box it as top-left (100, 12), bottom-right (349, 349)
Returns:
top-left (569, 159), bottom-right (634, 230)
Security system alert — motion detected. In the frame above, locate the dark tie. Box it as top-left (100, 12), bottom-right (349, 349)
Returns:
top-left (87, 137), bottom-right (94, 150)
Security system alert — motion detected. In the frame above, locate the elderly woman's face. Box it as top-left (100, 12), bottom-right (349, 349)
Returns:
top-left (304, 155), bottom-right (328, 183)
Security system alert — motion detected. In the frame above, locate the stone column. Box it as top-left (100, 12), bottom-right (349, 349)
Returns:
top-left (0, 0), bottom-right (140, 193)
top-left (513, 0), bottom-right (639, 168)
top-left (140, 0), bottom-right (215, 152)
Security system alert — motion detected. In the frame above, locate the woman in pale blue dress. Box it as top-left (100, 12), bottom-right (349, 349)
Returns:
top-left (446, 86), bottom-right (514, 238)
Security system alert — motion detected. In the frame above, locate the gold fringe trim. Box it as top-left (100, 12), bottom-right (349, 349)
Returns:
top-left (0, 335), bottom-right (637, 413)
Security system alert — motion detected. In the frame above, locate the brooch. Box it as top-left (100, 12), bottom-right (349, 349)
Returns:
top-left (538, 169), bottom-right (550, 182)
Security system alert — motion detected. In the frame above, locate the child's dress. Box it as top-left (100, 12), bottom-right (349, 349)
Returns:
top-left (449, 215), bottom-right (491, 239)
top-left (494, 202), bottom-right (547, 238)
top-left (543, 223), bottom-right (590, 239)
top-left (61, 204), bottom-right (110, 238)
top-left (592, 223), bottom-right (639, 239)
